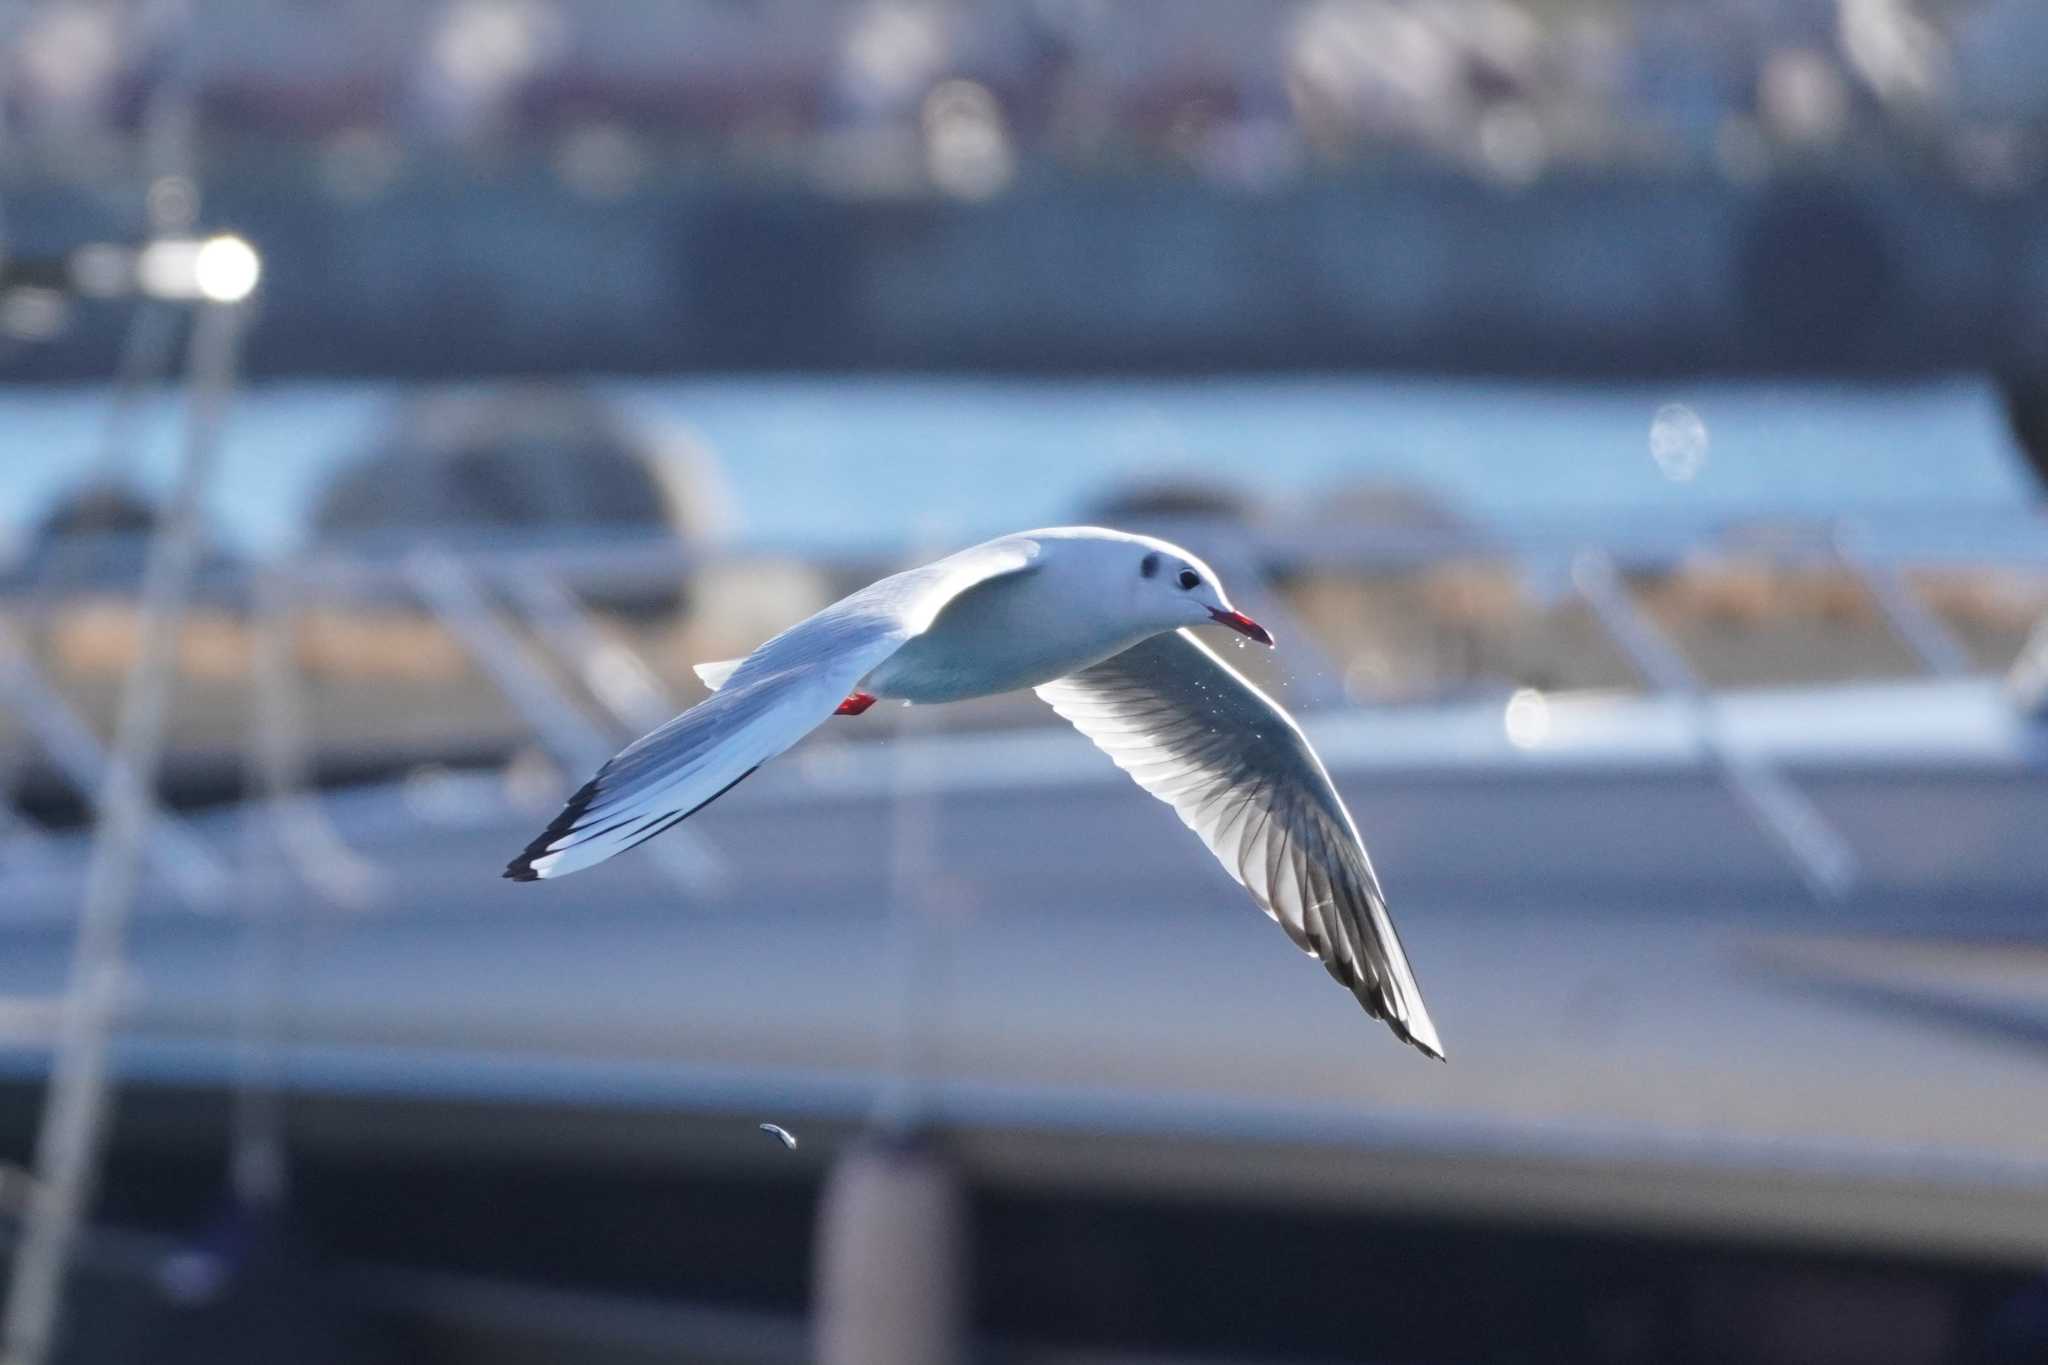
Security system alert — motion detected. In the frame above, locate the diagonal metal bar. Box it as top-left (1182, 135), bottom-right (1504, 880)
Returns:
top-left (1832, 522), bottom-right (1972, 679)
top-left (497, 571), bottom-right (677, 735)
top-left (402, 545), bottom-right (725, 895)
top-left (1567, 550), bottom-right (1858, 904)
top-left (0, 619), bottom-right (227, 910)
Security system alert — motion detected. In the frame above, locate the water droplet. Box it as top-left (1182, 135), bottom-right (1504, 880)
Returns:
top-left (1649, 403), bottom-right (1708, 482)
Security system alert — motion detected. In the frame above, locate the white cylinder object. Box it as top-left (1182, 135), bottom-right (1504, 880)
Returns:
top-left (812, 1136), bottom-right (968, 1365)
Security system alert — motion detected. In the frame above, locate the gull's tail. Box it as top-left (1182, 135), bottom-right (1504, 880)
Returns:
top-left (693, 658), bottom-right (742, 692)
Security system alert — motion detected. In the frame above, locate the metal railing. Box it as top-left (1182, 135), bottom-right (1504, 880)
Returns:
top-left (7, 509), bottom-right (2048, 912)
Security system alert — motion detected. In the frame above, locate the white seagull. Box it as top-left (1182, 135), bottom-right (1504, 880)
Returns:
top-left (506, 527), bottom-right (1443, 1059)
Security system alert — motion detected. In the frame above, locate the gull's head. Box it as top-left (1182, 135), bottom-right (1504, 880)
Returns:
top-left (1049, 529), bottom-right (1274, 647)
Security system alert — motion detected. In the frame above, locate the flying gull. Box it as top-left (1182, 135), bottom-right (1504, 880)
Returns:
top-left (506, 527), bottom-right (1443, 1059)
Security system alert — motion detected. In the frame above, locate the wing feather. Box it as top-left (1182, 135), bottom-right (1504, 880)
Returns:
top-left (1037, 629), bottom-right (1443, 1059)
top-left (507, 537), bottom-right (1040, 880)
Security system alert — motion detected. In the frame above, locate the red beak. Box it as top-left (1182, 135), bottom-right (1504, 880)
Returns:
top-left (1208, 608), bottom-right (1274, 646)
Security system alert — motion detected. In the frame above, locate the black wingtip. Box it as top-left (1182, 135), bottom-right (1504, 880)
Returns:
top-left (1348, 976), bottom-right (1445, 1061)
top-left (1402, 1021), bottom-right (1447, 1063)
top-left (1394, 1014), bottom-right (1446, 1063)
top-left (504, 774), bottom-right (605, 885)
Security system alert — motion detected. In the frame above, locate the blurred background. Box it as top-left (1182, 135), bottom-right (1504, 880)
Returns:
top-left (0, 1), bottom-right (2047, 1362)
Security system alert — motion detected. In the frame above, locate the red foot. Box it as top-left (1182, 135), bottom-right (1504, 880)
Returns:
top-left (835, 692), bottom-right (878, 716)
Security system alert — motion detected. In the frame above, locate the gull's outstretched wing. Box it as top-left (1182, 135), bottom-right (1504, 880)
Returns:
top-left (1037, 630), bottom-right (1443, 1059)
top-left (507, 537), bottom-right (1042, 880)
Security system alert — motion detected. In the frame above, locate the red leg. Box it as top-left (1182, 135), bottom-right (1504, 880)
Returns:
top-left (834, 691), bottom-right (878, 716)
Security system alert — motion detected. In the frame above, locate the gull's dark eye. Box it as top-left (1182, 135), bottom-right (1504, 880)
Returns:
top-left (1140, 552), bottom-right (1160, 579)
top-left (1178, 569), bottom-right (1201, 590)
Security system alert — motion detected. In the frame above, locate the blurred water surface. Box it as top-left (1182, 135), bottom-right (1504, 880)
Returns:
top-left (0, 373), bottom-right (2029, 557)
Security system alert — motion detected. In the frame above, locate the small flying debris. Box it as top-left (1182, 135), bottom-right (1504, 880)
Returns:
top-left (758, 1122), bottom-right (798, 1150)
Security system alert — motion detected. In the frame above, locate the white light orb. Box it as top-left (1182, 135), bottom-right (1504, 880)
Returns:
top-left (193, 234), bottom-right (261, 303)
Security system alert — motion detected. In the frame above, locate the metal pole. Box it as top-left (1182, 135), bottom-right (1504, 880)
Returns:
top-left (813, 740), bottom-right (968, 1365)
top-left (874, 683), bottom-right (941, 1135)
top-left (22, 0), bottom-right (197, 623)
top-left (228, 566), bottom-right (308, 1213)
top-left (813, 1135), bottom-right (967, 1365)
top-left (873, 521), bottom-right (958, 1137)
top-left (0, 298), bottom-right (246, 1365)
top-left (241, 564), bottom-right (379, 911)
top-left (814, 527), bottom-right (968, 1365)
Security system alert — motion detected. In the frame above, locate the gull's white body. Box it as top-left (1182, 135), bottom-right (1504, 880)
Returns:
top-left (868, 532), bottom-right (1189, 702)
top-left (507, 526), bottom-right (1443, 1059)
